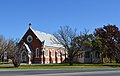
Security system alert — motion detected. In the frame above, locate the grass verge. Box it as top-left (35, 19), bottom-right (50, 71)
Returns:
top-left (0, 63), bottom-right (120, 69)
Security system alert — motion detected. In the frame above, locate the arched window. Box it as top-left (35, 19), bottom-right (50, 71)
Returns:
top-left (36, 48), bottom-right (39, 58)
top-left (52, 50), bottom-right (54, 56)
top-left (62, 50), bottom-right (65, 56)
top-left (21, 51), bottom-right (27, 62)
top-left (46, 50), bottom-right (48, 56)
top-left (57, 50), bottom-right (60, 57)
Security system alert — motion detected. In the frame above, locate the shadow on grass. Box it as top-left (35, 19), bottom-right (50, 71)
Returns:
top-left (73, 63), bottom-right (120, 68)
top-left (0, 66), bottom-right (15, 69)
top-left (102, 64), bottom-right (120, 68)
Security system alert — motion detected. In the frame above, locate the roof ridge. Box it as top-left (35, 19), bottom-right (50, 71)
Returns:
top-left (31, 27), bottom-right (52, 36)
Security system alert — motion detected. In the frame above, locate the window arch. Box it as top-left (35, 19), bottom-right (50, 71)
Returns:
top-left (21, 50), bottom-right (27, 62)
top-left (36, 48), bottom-right (39, 58)
top-left (52, 50), bottom-right (54, 56)
top-left (45, 50), bottom-right (48, 56)
top-left (57, 50), bottom-right (61, 57)
top-left (62, 50), bottom-right (65, 56)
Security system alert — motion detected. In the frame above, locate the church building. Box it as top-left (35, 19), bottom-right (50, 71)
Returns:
top-left (19, 25), bottom-right (66, 64)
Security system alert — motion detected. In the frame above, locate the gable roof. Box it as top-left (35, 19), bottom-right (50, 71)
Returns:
top-left (30, 27), bottom-right (63, 48)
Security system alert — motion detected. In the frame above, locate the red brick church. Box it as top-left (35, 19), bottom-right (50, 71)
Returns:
top-left (19, 25), bottom-right (67, 64)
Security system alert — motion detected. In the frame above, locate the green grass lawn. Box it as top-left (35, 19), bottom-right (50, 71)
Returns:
top-left (0, 63), bottom-right (120, 69)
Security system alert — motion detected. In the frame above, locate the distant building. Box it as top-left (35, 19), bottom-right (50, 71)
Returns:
top-left (73, 50), bottom-right (102, 63)
top-left (19, 26), bottom-right (66, 64)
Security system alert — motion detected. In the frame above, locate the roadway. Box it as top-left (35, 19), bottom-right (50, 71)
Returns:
top-left (0, 68), bottom-right (120, 76)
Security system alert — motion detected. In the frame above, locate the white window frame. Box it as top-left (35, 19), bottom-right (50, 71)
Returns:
top-left (27, 35), bottom-right (33, 43)
top-left (57, 50), bottom-right (61, 57)
top-left (51, 50), bottom-right (55, 58)
top-left (62, 50), bottom-right (65, 57)
top-left (45, 50), bottom-right (49, 57)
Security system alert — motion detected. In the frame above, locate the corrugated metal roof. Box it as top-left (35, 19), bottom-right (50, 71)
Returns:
top-left (30, 27), bottom-right (63, 48)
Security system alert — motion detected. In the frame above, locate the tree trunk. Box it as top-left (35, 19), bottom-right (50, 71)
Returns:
top-left (110, 57), bottom-right (112, 63)
top-left (90, 53), bottom-right (92, 63)
top-left (101, 57), bottom-right (104, 64)
top-left (100, 53), bottom-right (103, 64)
top-left (69, 57), bottom-right (73, 66)
top-left (116, 58), bottom-right (118, 63)
top-left (69, 61), bottom-right (73, 66)
top-left (12, 59), bottom-right (20, 67)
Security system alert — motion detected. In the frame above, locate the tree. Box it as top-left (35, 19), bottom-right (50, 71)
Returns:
top-left (0, 35), bottom-right (6, 62)
top-left (91, 37), bottom-right (105, 63)
top-left (53, 26), bottom-right (77, 65)
top-left (53, 26), bottom-right (95, 65)
top-left (12, 45), bottom-right (21, 67)
top-left (6, 39), bottom-right (21, 67)
top-left (94, 24), bottom-right (120, 63)
top-left (0, 36), bottom-right (20, 67)
top-left (74, 30), bottom-right (95, 63)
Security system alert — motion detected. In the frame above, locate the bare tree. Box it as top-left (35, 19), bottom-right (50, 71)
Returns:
top-left (6, 39), bottom-right (21, 67)
top-left (53, 26), bottom-right (78, 65)
top-left (0, 36), bottom-right (20, 67)
top-left (0, 35), bottom-right (7, 62)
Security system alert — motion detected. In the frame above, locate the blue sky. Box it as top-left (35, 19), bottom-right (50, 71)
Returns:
top-left (0, 0), bottom-right (120, 39)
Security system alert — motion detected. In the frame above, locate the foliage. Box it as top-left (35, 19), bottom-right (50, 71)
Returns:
top-left (94, 24), bottom-right (120, 63)
top-left (74, 31), bottom-right (94, 51)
